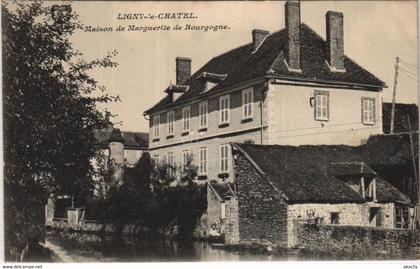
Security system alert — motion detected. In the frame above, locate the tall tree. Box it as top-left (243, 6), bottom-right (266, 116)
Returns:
top-left (2, 1), bottom-right (118, 253)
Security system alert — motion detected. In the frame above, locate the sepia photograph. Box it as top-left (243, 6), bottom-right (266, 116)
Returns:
top-left (1, 0), bottom-right (419, 266)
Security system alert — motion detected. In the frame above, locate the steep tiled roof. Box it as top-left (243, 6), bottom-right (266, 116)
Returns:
top-left (233, 143), bottom-right (365, 203)
top-left (233, 133), bottom-right (415, 204)
top-left (145, 24), bottom-right (385, 114)
top-left (121, 131), bottom-right (149, 149)
top-left (95, 128), bottom-right (148, 149)
top-left (382, 102), bottom-right (418, 134)
top-left (363, 132), bottom-right (418, 166)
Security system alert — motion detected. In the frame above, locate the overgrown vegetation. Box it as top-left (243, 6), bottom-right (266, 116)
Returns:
top-left (3, 1), bottom-right (118, 254)
top-left (86, 153), bottom-right (207, 240)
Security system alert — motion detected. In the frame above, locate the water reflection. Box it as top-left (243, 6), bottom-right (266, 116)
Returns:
top-left (46, 231), bottom-right (305, 262)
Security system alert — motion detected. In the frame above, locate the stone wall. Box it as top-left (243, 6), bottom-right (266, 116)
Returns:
top-left (376, 203), bottom-right (395, 228)
top-left (288, 203), bottom-right (369, 247)
top-left (288, 203), bottom-right (397, 247)
top-left (233, 147), bottom-right (288, 247)
top-left (296, 223), bottom-right (420, 259)
top-left (225, 197), bottom-right (239, 245)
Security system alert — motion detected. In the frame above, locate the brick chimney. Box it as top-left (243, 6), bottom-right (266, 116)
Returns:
top-left (252, 29), bottom-right (269, 51)
top-left (176, 57), bottom-right (191, 85)
top-left (285, 1), bottom-right (301, 72)
top-left (326, 11), bottom-right (345, 72)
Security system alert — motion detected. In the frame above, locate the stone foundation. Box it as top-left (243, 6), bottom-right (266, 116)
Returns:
top-left (296, 223), bottom-right (420, 259)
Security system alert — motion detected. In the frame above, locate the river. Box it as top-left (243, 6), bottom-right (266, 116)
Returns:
top-left (45, 231), bottom-right (314, 262)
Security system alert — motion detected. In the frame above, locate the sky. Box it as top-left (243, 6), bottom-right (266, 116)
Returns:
top-left (68, 1), bottom-right (418, 133)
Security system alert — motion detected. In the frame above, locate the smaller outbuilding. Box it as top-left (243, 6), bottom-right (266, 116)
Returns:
top-left (221, 142), bottom-right (413, 248)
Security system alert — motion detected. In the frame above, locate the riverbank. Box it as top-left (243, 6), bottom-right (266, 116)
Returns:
top-left (45, 230), bottom-right (309, 262)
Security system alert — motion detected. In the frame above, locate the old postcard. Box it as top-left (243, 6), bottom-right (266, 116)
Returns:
top-left (1, 0), bottom-right (419, 266)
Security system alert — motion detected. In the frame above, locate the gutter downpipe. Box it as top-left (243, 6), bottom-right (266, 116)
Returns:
top-left (261, 80), bottom-right (269, 145)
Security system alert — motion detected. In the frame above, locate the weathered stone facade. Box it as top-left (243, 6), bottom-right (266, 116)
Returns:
top-left (224, 197), bottom-right (239, 245)
top-left (229, 144), bottom-right (412, 249)
top-left (373, 202), bottom-right (395, 229)
top-left (287, 203), bottom-right (369, 247)
top-left (234, 148), bottom-right (288, 247)
top-left (296, 223), bottom-right (420, 259)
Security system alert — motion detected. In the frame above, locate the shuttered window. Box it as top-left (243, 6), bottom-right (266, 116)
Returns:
top-left (219, 144), bottom-right (230, 173)
top-left (314, 91), bottom-right (330, 121)
top-left (219, 95), bottom-right (230, 125)
top-left (167, 153), bottom-right (175, 177)
top-left (182, 106), bottom-right (190, 132)
top-left (199, 147), bottom-right (207, 175)
top-left (199, 101), bottom-right (208, 129)
top-left (314, 90), bottom-right (329, 121)
top-left (153, 155), bottom-right (159, 168)
top-left (167, 111), bottom-right (174, 135)
top-left (182, 149), bottom-right (191, 171)
top-left (242, 88), bottom-right (254, 119)
top-left (153, 115), bottom-right (160, 138)
top-left (362, 97), bottom-right (375, 125)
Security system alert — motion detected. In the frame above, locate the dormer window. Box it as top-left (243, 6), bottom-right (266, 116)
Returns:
top-left (198, 72), bottom-right (227, 93)
top-left (204, 81), bottom-right (217, 92)
top-left (165, 85), bottom-right (188, 102)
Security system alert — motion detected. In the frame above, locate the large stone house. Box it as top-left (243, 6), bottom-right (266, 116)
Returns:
top-left (144, 1), bottom-right (385, 183)
top-left (221, 140), bottom-right (414, 248)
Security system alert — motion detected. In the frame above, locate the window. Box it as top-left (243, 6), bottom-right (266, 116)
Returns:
top-left (314, 90), bottom-right (329, 121)
top-left (199, 101), bottom-right (208, 129)
top-left (330, 212), bottom-right (340, 224)
top-left (219, 144), bottom-right (230, 173)
top-left (362, 97), bottom-right (375, 125)
top-left (243, 139), bottom-right (255, 144)
top-left (199, 147), bottom-right (207, 175)
top-left (167, 111), bottom-right (174, 136)
top-left (153, 155), bottom-right (159, 168)
top-left (153, 115), bottom-right (160, 138)
top-left (242, 88), bottom-right (254, 119)
top-left (182, 149), bottom-right (191, 170)
top-left (219, 95), bottom-right (230, 125)
top-left (167, 153), bottom-right (175, 177)
top-left (182, 106), bottom-right (190, 132)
